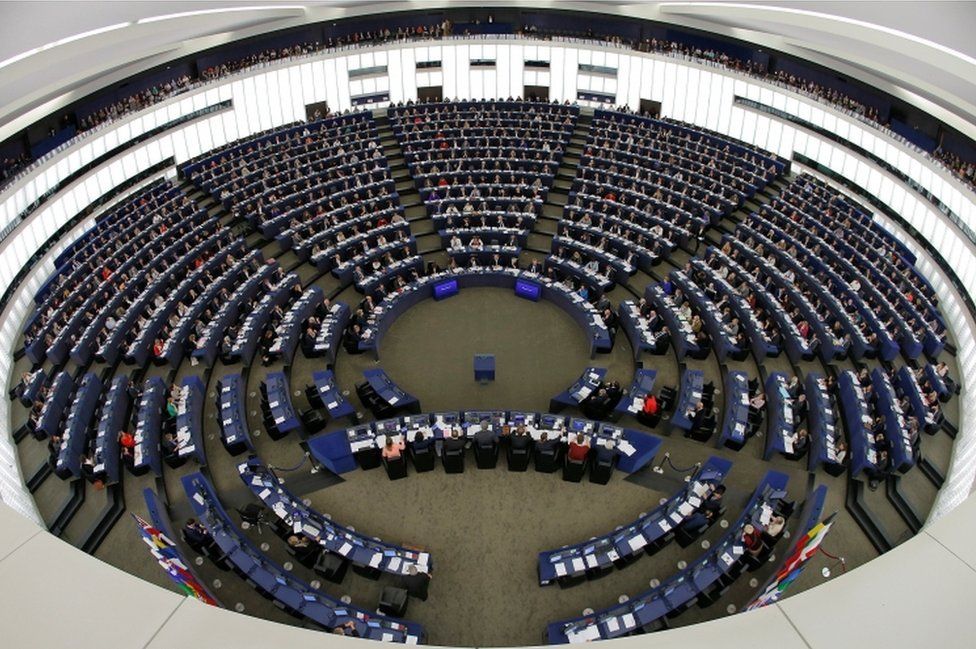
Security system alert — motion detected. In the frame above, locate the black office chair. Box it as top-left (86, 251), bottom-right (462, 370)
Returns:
top-left (563, 457), bottom-right (587, 483)
top-left (352, 562), bottom-right (382, 580)
top-left (306, 385), bottom-right (324, 409)
top-left (383, 454), bottom-right (408, 480)
top-left (442, 446), bottom-right (465, 473)
top-left (237, 503), bottom-right (273, 535)
top-left (314, 551), bottom-right (348, 584)
top-left (301, 409), bottom-right (327, 434)
top-left (355, 446), bottom-right (383, 471)
top-left (410, 445), bottom-right (436, 472)
top-left (474, 440), bottom-right (498, 469)
top-left (556, 572), bottom-right (586, 589)
top-left (534, 446), bottom-right (560, 473)
top-left (378, 586), bottom-right (409, 617)
top-left (507, 445), bottom-right (531, 471)
top-left (658, 386), bottom-right (677, 412)
top-left (589, 453), bottom-right (615, 485)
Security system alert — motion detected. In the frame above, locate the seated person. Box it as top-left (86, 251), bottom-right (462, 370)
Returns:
top-left (182, 518), bottom-right (216, 553)
top-left (595, 439), bottom-right (615, 465)
top-left (567, 433), bottom-right (590, 462)
top-left (473, 422), bottom-right (496, 449)
top-left (536, 431), bottom-right (559, 455)
top-left (443, 427), bottom-right (465, 453)
top-left (680, 506), bottom-right (716, 536)
top-left (381, 435), bottom-right (405, 460)
top-left (287, 534), bottom-right (320, 563)
top-left (509, 424), bottom-right (532, 451)
top-left (699, 484), bottom-right (726, 517)
top-left (741, 523), bottom-right (765, 557)
top-left (636, 392), bottom-right (660, 426)
top-left (412, 430), bottom-right (432, 453)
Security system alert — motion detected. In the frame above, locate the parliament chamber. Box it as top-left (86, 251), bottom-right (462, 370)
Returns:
top-left (0, 3), bottom-right (975, 649)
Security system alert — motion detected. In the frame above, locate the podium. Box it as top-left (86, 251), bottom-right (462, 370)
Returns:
top-left (474, 354), bottom-right (495, 383)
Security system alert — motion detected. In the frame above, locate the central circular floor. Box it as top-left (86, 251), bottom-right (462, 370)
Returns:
top-left (367, 287), bottom-right (623, 412)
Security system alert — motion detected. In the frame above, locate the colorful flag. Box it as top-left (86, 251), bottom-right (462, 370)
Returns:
top-left (132, 513), bottom-right (219, 606)
top-left (746, 513), bottom-right (836, 610)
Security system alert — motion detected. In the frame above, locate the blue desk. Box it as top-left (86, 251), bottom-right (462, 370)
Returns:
top-left (240, 458), bottom-right (431, 577)
top-left (618, 301), bottom-right (668, 360)
top-left (838, 370), bottom-right (882, 478)
top-left (363, 368), bottom-right (421, 414)
top-left (133, 377), bottom-right (166, 476)
top-left (307, 302), bottom-right (350, 365)
top-left (268, 286), bottom-right (323, 363)
top-left (357, 269), bottom-right (611, 360)
top-left (671, 370), bottom-right (705, 431)
top-left (182, 471), bottom-right (425, 642)
top-left (307, 410), bottom-right (662, 479)
top-left (55, 372), bottom-right (103, 479)
top-left (805, 373), bottom-right (844, 474)
top-left (311, 370), bottom-right (356, 420)
top-left (176, 375), bottom-right (206, 466)
top-left (896, 366), bottom-right (938, 434)
top-left (217, 373), bottom-right (252, 454)
top-left (550, 367), bottom-right (607, 413)
top-left (718, 371), bottom-right (750, 450)
top-left (546, 469), bottom-right (789, 642)
top-left (871, 368), bottom-right (916, 473)
top-left (763, 372), bottom-right (796, 460)
top-left (35, 371), bottom-right (72, 439)
top-left (474, 354), bottom-right (496, 382)
top-left (92, 375), bottom-right (130, 484)
top-left (263, 371), bottom-right (301, 434)
top-left (613, 369), bottom-right (657, 419)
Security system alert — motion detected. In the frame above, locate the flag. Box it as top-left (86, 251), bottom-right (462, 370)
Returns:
top-left (132, 513), bottom-right (219, 606)
top-left (746, 513), bottom-right (836, 610)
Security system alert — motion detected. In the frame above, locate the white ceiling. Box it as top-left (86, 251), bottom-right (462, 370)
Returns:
top-left (0, 1), bottom-right (973, 140)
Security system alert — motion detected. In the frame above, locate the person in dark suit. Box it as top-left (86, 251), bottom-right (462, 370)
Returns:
top-left (687, 401), bottom-right (707, 435)
top-left (443, 427), bottom-right (465, 453)
top-left (510, 424), bottom-right (532, 451)
top-left (473, 422), bottom-right (495, 449)
top-left (536, 431), bottom-right (559, 455)
top-left (594, 439), bottom-right (616, 465)
top-left (412, 430), bottom-right (432, 452)
top-left (699, 484), bottom-right (725, 517)
top-left (182, 518), bottom-right (216, 554)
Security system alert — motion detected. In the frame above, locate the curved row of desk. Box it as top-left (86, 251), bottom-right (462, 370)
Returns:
top-left (356, 269), bottom-right (612, 359)
top-left (182, 472), bottom-right (425, 642)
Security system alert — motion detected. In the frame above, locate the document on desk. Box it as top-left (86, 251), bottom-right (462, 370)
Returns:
top-left (617, 440), bottom-right (636, 457)
top-left (555, 562), bottom-right (568, 577)
top-left (605, 618), bottom-right (620, 633)
top-left (327, 401), bottom-right (338, 409)
top-left (584, 554), bottom-right (598, 569)
top-left (568, 625), bottom-right (601, 643)
top-left (369, 552), bottom-right (383, 568)
top-left (691, 481), bottom-right (709, 497)
top-left (382, 633), bottom-right (394, 642)
top-left (389, 557), bottom-right (402, 572)
top-left (657, 518), bottom-right (672, 533)
top-left (571, 557), bottom-right (586, 573)
top-left (258, 488), bottom-right (272, 500)
top-left (339, 542), bottom-right (354, 556)
top-left (677, 501), bottom-right (696, 517)
top-left (669, 510), bottom-right (684, 524)
top-left (622, 613), bottom-right (636, 629)
top-left (388, 395), bottom-right (399, 404)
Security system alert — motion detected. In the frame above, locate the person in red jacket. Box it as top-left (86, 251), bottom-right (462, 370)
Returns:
top-left (567, 433), bottom-right (590, 462)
